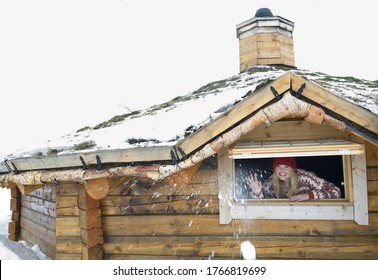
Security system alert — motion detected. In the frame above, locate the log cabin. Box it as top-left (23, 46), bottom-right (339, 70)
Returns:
top-left (1, 8), bottom-right (377, 260)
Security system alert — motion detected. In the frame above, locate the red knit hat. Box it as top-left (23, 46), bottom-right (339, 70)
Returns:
top-left (273, 157), bottom-right (297, 170)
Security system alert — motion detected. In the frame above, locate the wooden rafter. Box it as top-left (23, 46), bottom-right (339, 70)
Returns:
top-left (290, 72), bottom-right (378, 134)
top-left (175, 72), bottom-right (292, 156)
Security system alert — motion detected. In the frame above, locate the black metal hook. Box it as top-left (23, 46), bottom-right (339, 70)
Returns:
top-left (79, 156), bottom-right (88, 170)
top-left (270, 86), bottom-right (281, 100)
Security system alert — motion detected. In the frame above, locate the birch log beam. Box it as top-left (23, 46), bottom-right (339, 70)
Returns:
top-left (159, 92), bottom-right (346, 178)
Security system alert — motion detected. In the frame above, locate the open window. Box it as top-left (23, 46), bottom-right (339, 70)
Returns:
top-left (218, 139), bottom-right (368, 225)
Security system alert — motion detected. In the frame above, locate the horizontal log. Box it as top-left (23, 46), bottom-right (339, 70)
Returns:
top-left (56, 217), bottom-right (80, 237)
top-left (56, 236), bottom-right (82, 254)
top-left (21, 216), bottom-right (55, 245)
top-left (103, 236), bottom-right (242, 259)
top-left (368, 180), bottom-right (378, 193)
top-left (368, 194), bottom-right (378, 211)
top-left (21, 207), bottom-right (55, 231)
top-left (56, 184), bottom-right (80, 196)
top-left (104, 254), bottom-right (209, 260)
top-left (102, 213), bottom-right (378, 237)
top-left (252, 236), bottom-right (378, 259)
top-left (103, 235), bottom-right (378, 259)
top-left (21, 196), bottom-right (55, 217)
top-left (57, 205), bottom-right (79, 217)
top-left (20, 228), bottom-right (56, 259)
top-left (368, 167), bottom-right (378, 180)
top-left (100, 195), bottom-right (218, 215)
top-left (56, 196), bottom-right (78, 209)
top-left (56, 196), bottom-right (79, 216)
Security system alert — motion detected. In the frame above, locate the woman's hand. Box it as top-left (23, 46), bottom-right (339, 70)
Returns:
top-left (289, 193), bottom-right (310, 202)
top-left (246, 173), bottom-right (263, 194)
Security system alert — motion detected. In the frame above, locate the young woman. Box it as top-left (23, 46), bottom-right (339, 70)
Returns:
top-left (247, 157), bottom-right (341, 201)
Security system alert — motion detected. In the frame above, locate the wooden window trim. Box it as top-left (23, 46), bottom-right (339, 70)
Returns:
top-left (218, 140), bottom-right (368, 225)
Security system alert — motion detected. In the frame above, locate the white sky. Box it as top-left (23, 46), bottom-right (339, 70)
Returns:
top-left (0, 0), bottom-right (377, 157)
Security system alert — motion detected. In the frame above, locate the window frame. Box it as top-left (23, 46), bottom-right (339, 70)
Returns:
top-left (218, 140), bottom-right (368, 225)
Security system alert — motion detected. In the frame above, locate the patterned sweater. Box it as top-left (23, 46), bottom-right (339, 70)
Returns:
top-left (250, 169), bottom-right (342, 199)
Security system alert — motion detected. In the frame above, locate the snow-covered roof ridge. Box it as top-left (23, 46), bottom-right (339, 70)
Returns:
top-left (292, 69), bottom-right (378, 115)
top-left (3, 66), bottom-right (377, 160)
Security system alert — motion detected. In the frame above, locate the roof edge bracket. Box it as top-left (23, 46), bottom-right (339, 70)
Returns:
top-left (292, 82), bottom-right (306, 98)
top-left (177, 146), bottom-right (188, 161)
top-left (11, 162), bottom-right (19, 174)
top-left (79, 156), bottom-right (88, 170)
top-left (96, 155), bottom-right (103, 170)
top-left (270, 86), bottom-right (282, 100)
top-left (170, 149), bottom-right (178, 165)
top-left (4, 160), bottom-right (12, 174)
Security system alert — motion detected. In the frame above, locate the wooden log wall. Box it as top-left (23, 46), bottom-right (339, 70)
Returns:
top-left (100, 121), bottom-right (378, 260)
top-left (15, 120), bottom-right (378, 260)
top-left (100, 160), bottom-right (378, 259)
top-left (20, 185), bottom-right (56, 259)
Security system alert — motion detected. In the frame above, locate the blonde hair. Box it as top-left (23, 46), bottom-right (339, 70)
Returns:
top-left (271, 170), bottom-right (298, 198)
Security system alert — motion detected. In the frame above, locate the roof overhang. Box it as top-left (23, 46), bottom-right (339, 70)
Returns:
top-left (0, 145), bottom-right (173, 174)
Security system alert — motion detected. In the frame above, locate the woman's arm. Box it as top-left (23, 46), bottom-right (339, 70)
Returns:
top-left (297, 169), bottom-right (341, 199)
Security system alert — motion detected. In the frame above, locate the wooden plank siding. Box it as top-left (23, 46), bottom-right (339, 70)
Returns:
top-left (100, 162), bottom-right (378, 259)
top-left (20, 185), bottom-right (57, 259)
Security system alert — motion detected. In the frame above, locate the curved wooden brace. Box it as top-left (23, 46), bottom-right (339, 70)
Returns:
top-left (16, 184), bottom-right (44, 195)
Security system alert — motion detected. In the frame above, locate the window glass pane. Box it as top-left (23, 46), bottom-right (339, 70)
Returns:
top-left (234, 156), bottom-right (345, 200)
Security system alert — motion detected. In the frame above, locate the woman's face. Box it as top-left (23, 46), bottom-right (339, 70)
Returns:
top-left (274, 164), bottom-right (293, 181)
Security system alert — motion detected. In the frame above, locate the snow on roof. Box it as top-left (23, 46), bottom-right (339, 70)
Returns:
top-left (4, 66), bottom-right (377, 160)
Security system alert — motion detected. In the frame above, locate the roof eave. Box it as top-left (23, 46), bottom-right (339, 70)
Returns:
top-left (0, 145), bottom-right (174, 174)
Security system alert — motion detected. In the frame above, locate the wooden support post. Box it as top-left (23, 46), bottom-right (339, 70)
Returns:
top-left (78, 188), bottom-right (103, 260)
top-left (9, 187), bottom-right (21, 241)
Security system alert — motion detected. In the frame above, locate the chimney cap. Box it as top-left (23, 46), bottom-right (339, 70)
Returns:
top-left (255, 8), bottom-right (273, 17)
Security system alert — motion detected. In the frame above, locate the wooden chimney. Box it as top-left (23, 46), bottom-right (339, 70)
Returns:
top-left (236, 8), bottom-right (295, 72)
